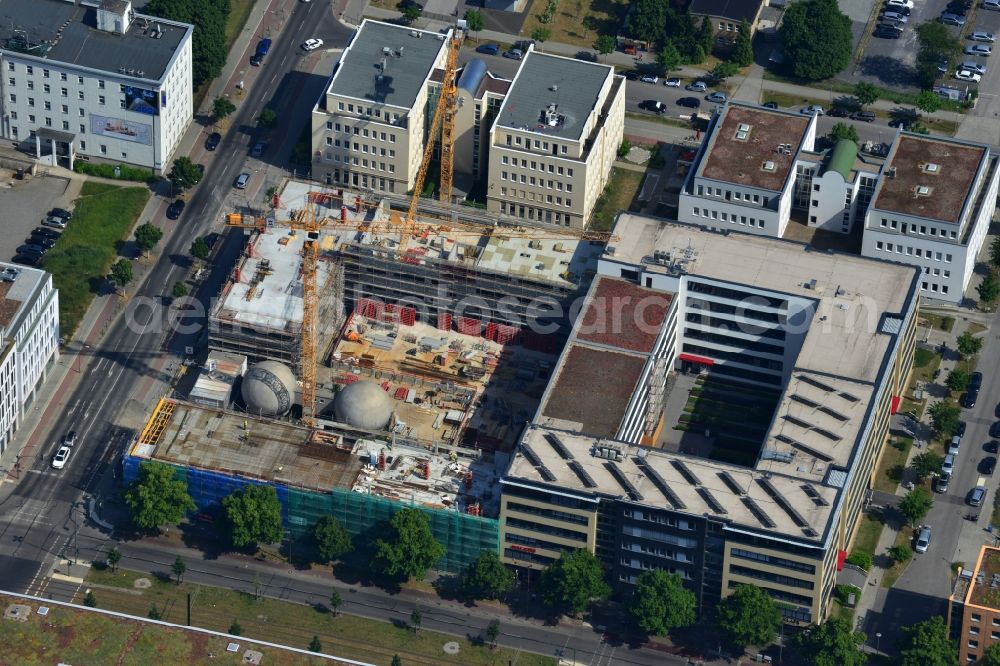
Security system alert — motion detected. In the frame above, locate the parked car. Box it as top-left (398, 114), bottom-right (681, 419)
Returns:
top-left (950, 434), bottom-right (963, 456)
top-left (981, 456), bottom-right (997, 475)
top-left (27, 236), bottom-right (55, 249)
top-left (762, 101), bottom-right (779, 109)
top-left (800, 105), bottom-right (825, 115)
top-left (676, 96), bottom-right (701, 108)
top-left (503, 48), bottom-right (523, 60)
top-left (706, 92), bottom-right (728, 103)
top-left (42, 215), bottom-right (67, 229)
top-left (640, 100), bottom-right (667, 114)
top-left (881, 11), bottom-right (909, 22)
top-left (32, 227), bottom-right (60, 239)
top-left (166, 199), bottom-right (185, 220)
top-left (301, 38), bottom-right (324, 51)
top-left (476, 44), bottom-right (499, 55)
top-left (957, 421), bottom-right (968, 438)
top-left (969, 485), bottom-right (987, 506)
top-left (12, 255), bottom-right (39, 266)
top-left (935, 471), bottom-right (952, 493)
top-left (887, 0), bottom-right (914, 8)
top-left (939, 13), bottom-right (966, 26)
top-left (875, 25), bottom-right (903, 38)
top-left (989, 422), bottom-right (1000, 438)
top-left (234, 173), bottom-right (250, 189)
top-left (49, 207), bottom-right (72, 221)
top-left (16, 244), bottom-right (46, 257)
top-left (664, 77), bottom-right (681, 87)
top-left (251, 141), bottom-right (267, 157)
top-left (970, 31), bottom-right (997, 42)
top-left (828, 107), bottom-right (850, 117)
top-left (961, 60), bottom-right (988, 74)
top-left (970, 372), bottom-right (984, 390)
top-left (205, 132), bottom-right (222, 151)
top-left (988, 440), bottom-right (1000, 453)
top-left (966, 44), bottom-right (993, 55)
top-left (685, 81), bottom-right (708, 92)
top-left (915, 525), bottom-right (931, 553)
top-left (52, 445), bottom-right (71, 469)
top-left (943, 453), bottom-right (956, 474)
top-left (250, 53), bottom-right (263, 66)
top-left (256, 37), bottom-right (272, 58)
top-left (955, 68), bottom-right (983, 82)
top-left (852, 111), bottom-right (876, 122)
top-left (985, 0), bottom-right (1000, 10)
top-left (964, 384), bottom-right (981, 407)
top-left (640, 74), bottom-right (658, 84)
top-left (63, 431), bottom-right (78, 447)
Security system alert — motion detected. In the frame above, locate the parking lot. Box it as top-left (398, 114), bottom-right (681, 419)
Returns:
top-left (0, 174), bottom-right (72, 263)
top-left (857, 0), bottom-right (959, 88)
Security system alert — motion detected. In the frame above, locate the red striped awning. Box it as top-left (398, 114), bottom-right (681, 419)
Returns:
top-left (890, 395), bottom-right (901, 414)
top-left (679, 352), bottom-right (715, 366)
top-left (837, 549), bottom-right (847, 571)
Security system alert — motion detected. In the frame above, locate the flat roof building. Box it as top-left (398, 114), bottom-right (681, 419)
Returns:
top-left (957, 546), bottom-right (1000, 663)
top-left (500, 215), bottom-right (921, 624)
top-left (0, 0), bottom-right (194, 172)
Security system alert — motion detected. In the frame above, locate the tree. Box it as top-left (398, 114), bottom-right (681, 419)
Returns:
top-left (229, 620), bottom-right (243, 636)
top-left (984, 643), bottom-right (1000, 666)
top-left (957, 331), bottom-right (984, 358)
top-left (308, 635), bottom-right (323, 652)
top-left (372, 508), bottom-right (445, 580)
top-left (889, 544), bottom-right (913, 563)
top-left (485, 619), bottom-right (501, 649)
top-left (946, 368), bottom-right (969, 392)
top-left (916, 21), bottom-right (962, 88)
top-left (912, 452), bottom-right (944, 481)
top-left (732, 19), bottom-right (753, 67)
top-left (109, 259), bottom-right (133, 294)
top-left (780, 0), bottom-right (853, 80)
top-left (845, 551), bottom-right (872, 571)
top-left (329, 590), bottom-right (342, 617)
top-left (990, 237), bottom-right (1000, 269)
top-left (107, 547), bottom-right (122, 573)
top-left (190, 236), bottom-right (210, 260)
top-left (916, 90), bottom-right (942, 114)
top-left (148, 604), bottom-right (162, 620)
top-left (213, 96), bottom-right (236, 120)
top-left (145, 0), bottom-right (230, 89)
top-left (829, 122), bottom-right (859, 144)
top-left (899, 487), bottom-right (933, 526)
top-left (134, 222), bottom-right (164, 255)
top-left (463, 10), bottom-right (484, 39)
top-left (708, 61), bottom-right (738, 84)
top-left (172, 281), bottom-right (188, 299)
top-left (792, 617), bottom-right (866, 666)
top-left (168, 156), bottom-right (203, 192)
top-left (257, 108), bottom-right (278, 129)
top-left (582, 15), bottom-right (597, 40)
top-left (928, 400), bottom-right (961, 438)
top-left (531, 27), bottom-right (551, 43)
top-left (594, 35), bottom-right (616, 61)
top-left (84, 590), bottom-right (97, 607)
top-left (410, 608), bottom-right (422, 634)
top-left (462, 551), bottom-right (514, 600)
top-left (618, 138), bottom-right (632, 158)
top-left (690, 44), bottom-right (706, 65)
top-left (656, 42), bottom-right (682, 75)
top-left (628, 570), bottom-right (697, 637)
top-left (172, 556), bottom-right (187, 585)
top-left (222, 484), bottom-right (284, 549)
top-left (538, 549), bottom-right (610, 616)
top-left (854, 82), bottom-right (878, 108)
top-left (402, 4), bottom-right (421, 23)
top-left (313, 516), bottom-right (353, 563)
top-left (628, 0), bottom-right (668, 43)
top-left (715, 584), bottom-right (781, 648)
top-left (979, 271), bottom-right (1000, 304)
top-left (697, 16), bottom-right (715, 54)
top-left (124, 460), bottom-right (196, 530)
top-left (896, 616), bottom-right (956, 666)
top-left (391, 656), bottom-right (403, 666)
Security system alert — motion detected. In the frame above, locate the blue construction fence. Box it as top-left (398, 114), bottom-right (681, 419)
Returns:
top-left (123, 455), bottom-right (499, 572)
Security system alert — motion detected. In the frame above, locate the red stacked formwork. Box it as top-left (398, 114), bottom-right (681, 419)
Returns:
top-left (483, 322), bottom-right (499, 342)
top-left (399, 306), bottom-right (416, 326)
top-left (380, 381), bottom-right (391, 391)
top-left (495, 324), bottom-right (519, 345)
top-left (393, 387), bottom-right (408, 400)
top-left (338, 374), bottom-right (360, 385)
top-left (381, 303), bottom-right (399, 324)
top-left (355, 298), bottom-right (381, 319)
top-left (437, 312), bottom-right (453, 331)
top-left (457, 317), bottom-right (481, 336)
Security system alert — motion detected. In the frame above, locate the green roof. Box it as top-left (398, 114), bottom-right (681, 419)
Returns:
top-left (825, 139), bottom-right (858, 181)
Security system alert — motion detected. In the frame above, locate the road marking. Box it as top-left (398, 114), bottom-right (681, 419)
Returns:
top-left (49, 571), bottom-right (84, 584)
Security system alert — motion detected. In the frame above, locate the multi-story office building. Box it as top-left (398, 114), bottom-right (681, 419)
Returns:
top-left (311, 20), bottom-right (453, 194)
top-left (500, 215), bottom-right (921, 624)
top-left (0, 0), bottom-right (193, 173)
top-left (486, 48), bottom-right (625, 229)
top-left (0, 264), bottom-right (59, 455)
top-left (860, 133), bottom-right (1000, 303)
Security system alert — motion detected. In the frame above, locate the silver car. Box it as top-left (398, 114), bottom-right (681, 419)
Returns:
top-left (915, 525), bottom-right (931, 553)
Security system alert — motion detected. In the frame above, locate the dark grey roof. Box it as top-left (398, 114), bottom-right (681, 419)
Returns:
top-left (328, 20), bottom-right (449, 110)
top-left (0, 0), bottom-right (190, 82)
top-left (495, 50), bottom-right (612, 142)
top-left (689, 0), bottom-right (764, 23)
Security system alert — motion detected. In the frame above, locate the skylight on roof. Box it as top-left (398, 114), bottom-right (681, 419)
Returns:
top-left (915, 185), bottom-right (932, 196)
top-left (762, 160), bottom-right (776, 172)
top-left (923, 162), bottom-right (940, 173)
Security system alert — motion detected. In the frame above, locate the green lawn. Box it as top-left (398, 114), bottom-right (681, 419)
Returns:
top-left (918, 313), bottom-right (955, 332)
top-left (82, 567), bottom-right (554, 666)
top-left (761, 71), bottom-right (967, 114)
top-left (41, 182), bottom-right (149, 336)
top-left (873, 436), bottom-right (912, 493)
top-left (851, 513), bottom-right (884, 558)
top-left (881, 529), bottom-right (914, 588)
top-left (520, 0), bottom-right (629, 48)
top-left (590, 167), bottom-right (644, 231)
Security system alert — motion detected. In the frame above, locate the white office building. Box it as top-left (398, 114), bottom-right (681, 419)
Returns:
top-left (0, 0), bottom-right (193, 173)
top-left (860, 133), bottom-right (1000, 303)
top-left (0, 264), bottom-right (59, 455)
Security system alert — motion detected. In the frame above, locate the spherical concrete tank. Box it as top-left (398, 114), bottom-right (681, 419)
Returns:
top-left (333, 380), bottom-right (393, 430)
top-left (241, 360), bottom-right (297, 417)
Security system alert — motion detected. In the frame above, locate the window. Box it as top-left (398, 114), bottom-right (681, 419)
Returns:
top-left (5, 62), bottom-right (12, 72)
top-left (42, 69), bottom-right (49, 78)
top-left (100, 144), bottom-right (107, 155)
top-left (44, 117), bottom-right (51, 126)
top-left (98, 95), bottom-right (105, 105)
top-left (25, 65), bottom-right (32, 75)
top-left (43, 84), bottom-right (50, 93)
top-left (43, 101), bottom-right (50, 111)
top-left (61, 104), bottom-right (67, 113)
top-left (78, 91), bottom-right (84, 100)
top-left (60, 87), bottom-right (67, 97)
top-left (77, 76), bottom-right (83, 84)
top-left (61, 120), bottom-right (69, 130)
top-left (60, 72), bottom-right (67, 81)
top-left (970, 627), bottom-right (981, 635)
top-left (8, 94), bottom-right (15, 103)
top-left (79, 124), bottom-right (85, 134)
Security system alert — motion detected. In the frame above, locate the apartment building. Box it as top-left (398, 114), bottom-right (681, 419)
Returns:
top-left (0, 0), bottom-right (193, 173)
top-left (0, 264), bottom-right (59, 455)
top-left (311, 20), bottom-right (452, 194)
top-left (500, 215), bottom-right (921, 624)
top-left (860, 133), bottom-right (1000, 304)
top-left (487, 48), bottom-right (625, 229)
top-left (956, 546), bottom-right (1000, 663)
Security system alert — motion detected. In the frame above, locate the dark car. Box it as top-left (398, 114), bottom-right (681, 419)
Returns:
top-left (990, 423), bottom-right (1000, 438)
top-left (875, 25), bottom-right (903, 38)
top-left (852, 111), bottom-right (876, 122)
top-left (12, 255), bottom-right (39, 266)
top-left (676, 96), bottom-right (701, 108)
top-left (205, 132), bottom-right (222, 151)
top-left (762, 101), bottom-right (779, 109)
top-left (27, 236), bottom-right (55, 249)
top-left (888, 116), bottom-right (912, 128)
top-left (49, 207), bottom-right (72, 221)
top-left (476, 44), bottom-right (500, 55)
top-left (828, 107), bottom-right (850, 117)
top-left (32, 227), bottom-right (60, 239)
top-left (986, 440), bottom-right (1000, 453)
top-left (575, 51), bottom-right (597, 62)
top-left (957, 421), bottom-right (967, 438)
top-left (623, 70), bottom-right (639, 80)
top-left (640, 100), bottom-right (667, 114)
top-left (981, 457), bottom-right (997, 475)
top-left (964, 388), bottom-right (980, 409)
top-left (995, 401), bottom-right (1000, 418)
top-left (970, 372), bottom-right (984, 390)
top-left (166, 199), bottom-right (185, 220)
top-left (16, 244), bottom-right (46, 257)
top-left (250, 53), bottom-right (263, 66)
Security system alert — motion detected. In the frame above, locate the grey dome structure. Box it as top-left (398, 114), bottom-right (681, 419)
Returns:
top-left (241, 361), bottom-right (297, 417)
top-left (333, 380), bottom-right (393, 430)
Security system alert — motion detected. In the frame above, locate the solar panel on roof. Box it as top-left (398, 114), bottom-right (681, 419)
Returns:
top-left (568, 460), bottom-right (598, 488)
top-left (697, 487), bottom-right (727, 514)
top-left (717, 471), bottom-right (745, 495)
top-left (538, 465), bottom-right (557, 482)
top-left (604, 462), bottom-right (643, 501)
top-left (521, 443), bottom-right (542, 467)
top-left (671, 460), bottom-right (702, 486)
top-left (634, 458), bottom-right (687, 510)
top-left (774, 434), bottom-right (834, 462)
top-left (789, 394), bottom-right (820, 409)
top-left (798, 375), bottom-right (835, 392)
top-left (818, 406), bottom-right (849, 422)
top-left (544, 432), bottom-right (574, 460)
top-left (838, 391), bottom-right (860, 402)
top-left (756, 477), bottom-right (809, 528)
top-left (741, 497), bottom-right (777, 528)
top-left (800, 484), bottom-right (830, 506)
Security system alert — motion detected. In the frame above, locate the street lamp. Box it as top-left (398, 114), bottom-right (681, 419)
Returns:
top-left (875, 632), bottom-right (882, 654)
